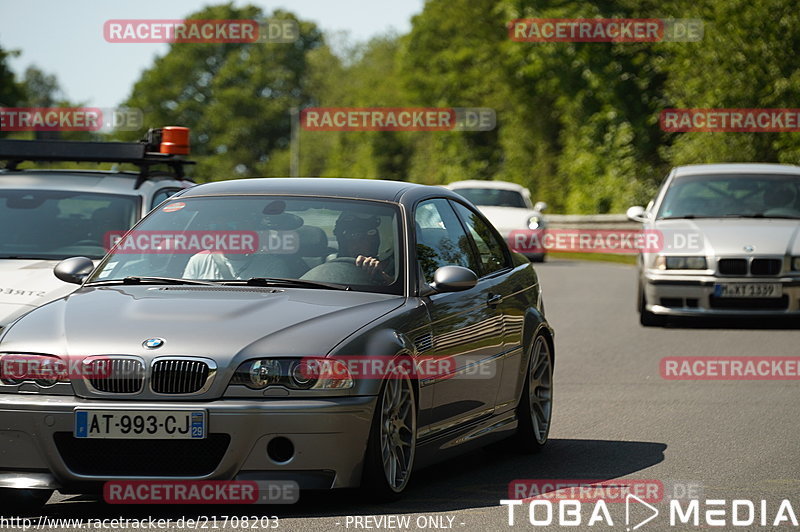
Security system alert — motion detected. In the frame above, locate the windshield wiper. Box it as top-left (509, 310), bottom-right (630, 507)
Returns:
top-left (727, 213), bottom-right (800, 219)
top-left (85, 276), bottom-right (221, 287)
top-left (658, 215), bottom-right (699, 220)
top-left (224, 277), bottom-right (350, 291)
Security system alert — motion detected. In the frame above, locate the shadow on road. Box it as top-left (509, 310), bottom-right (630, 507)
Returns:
top-left (43, 438), bottom-right (666, 519)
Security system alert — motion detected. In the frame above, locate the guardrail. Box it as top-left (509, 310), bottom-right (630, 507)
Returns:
top-left (546, 214), bottom-right (640, 229)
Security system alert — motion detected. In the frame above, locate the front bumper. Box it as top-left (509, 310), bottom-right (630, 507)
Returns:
top-left (0, 394), bottom-right (376, 491)
top-left (643, 272), bottom-right (800, 316)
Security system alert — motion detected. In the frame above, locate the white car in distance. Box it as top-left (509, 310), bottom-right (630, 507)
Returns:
top-left (445, 180), bottom-right (547, 261)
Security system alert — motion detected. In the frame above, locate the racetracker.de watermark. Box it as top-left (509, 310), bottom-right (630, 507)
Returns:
top-left (104, 230), bottom-right (299, 254)
top-left (104, 19), bottom-right (298, 43)
top-left (509, 18), bottom-right (703, 42)
top-left (299, 355), bottom-right (495, 381)
top-left (508, 479), bottom-right (664, 503)
top-left (0, 354), bottom-right (113, 382)
top-left (661, 108), bottom-right (800, 132)
top-left (661, 356), bottom-right (800, 380)
top-left (300, 107), bottom-right (496, 131)
top-left (508, 228), bottom-right (706, 255)
top-left (104, 480), bottom-right (299, 504)
top-left (0, 107), bottom-right (143, 132)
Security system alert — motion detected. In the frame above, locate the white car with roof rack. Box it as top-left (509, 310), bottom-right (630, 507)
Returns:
top-left (0, 127), bottom-right (195, 332)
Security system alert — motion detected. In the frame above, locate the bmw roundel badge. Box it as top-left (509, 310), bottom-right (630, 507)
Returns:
top-left (143, 338), bottom-right (165, 349)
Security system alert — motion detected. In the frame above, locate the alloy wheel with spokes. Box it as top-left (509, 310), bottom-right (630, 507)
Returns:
top-left (361, 361), bottom-right (417, 500)
top-left (514, 333), bottom-right (553, 452)
top-left (380, 374), bottom-right (416, 491)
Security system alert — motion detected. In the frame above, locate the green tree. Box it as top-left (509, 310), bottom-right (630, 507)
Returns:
top-left (122, 4), bottom-right (323, 180)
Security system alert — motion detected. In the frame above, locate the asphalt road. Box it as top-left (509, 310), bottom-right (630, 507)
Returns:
top-left (39, 259), bottom-right (800, 531)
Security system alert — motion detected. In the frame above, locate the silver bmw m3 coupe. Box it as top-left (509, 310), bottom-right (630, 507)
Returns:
top-left (0, 178), bottom-right (553, 508)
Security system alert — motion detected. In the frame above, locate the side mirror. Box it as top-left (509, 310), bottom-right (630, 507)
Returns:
top-left (54, 257), bottom-right (94, 285)
top-left (626, 205), bottom-right (648, 223)
top-left (430, 265), bottom-right (478, 293)
top-left (533, 201), bottom-right (547, 213)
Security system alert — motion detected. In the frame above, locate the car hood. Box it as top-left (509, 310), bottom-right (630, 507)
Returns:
top-left (0, 285), bottom-right (405, 362)
top-left (475, 206), bottom-right (542, 235)
top-left (0, 259), bottom-right (77, 326)
top-left (653, 218), bottom-right (800, 255)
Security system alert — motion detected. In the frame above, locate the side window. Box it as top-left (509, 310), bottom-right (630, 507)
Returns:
top-left (451, 201), bottom-right (509, 275)
top-left (414, 199), bottom-right (474, 284)
top-left (151, 188), bottom-right (182, 210)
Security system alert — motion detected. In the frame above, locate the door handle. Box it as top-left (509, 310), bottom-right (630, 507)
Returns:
top-left (487, 293), bottom-right (502, 306)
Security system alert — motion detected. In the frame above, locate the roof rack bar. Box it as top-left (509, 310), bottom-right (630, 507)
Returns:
top-left (0, 138), bottom-right (195, 189)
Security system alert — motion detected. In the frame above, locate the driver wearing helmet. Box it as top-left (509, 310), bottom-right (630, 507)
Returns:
top-left (333, 213), bottom-right (393, 283)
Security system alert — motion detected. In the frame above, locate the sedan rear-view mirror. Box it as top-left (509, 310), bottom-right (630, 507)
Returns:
top-left (54, 257), bottom-right (94, 285)
top-left (430, 265), bottom-right (478, 293)
top-left (626, 205), bottom-right (648, 222)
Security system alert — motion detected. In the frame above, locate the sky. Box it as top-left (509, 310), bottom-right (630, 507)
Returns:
top-left (0, 0), bottom-right (425, 107)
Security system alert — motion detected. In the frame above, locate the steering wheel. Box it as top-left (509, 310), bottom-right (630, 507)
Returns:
top-left (300, 256), bottom-right (374, 285)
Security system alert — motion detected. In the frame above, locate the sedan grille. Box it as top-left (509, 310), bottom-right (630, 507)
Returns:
top-left (151, 359), bottom-right (210, 394)
top-left (54, 432), bottom-right (230, 476)
top-left (750, 258), bottom-right (782, 276)
top-left (88, 358), bottom-right (145, 394)
top-left (709, 295), bottom-right (789, 310)
top-left (717, 259), bottom-right (747, 275)
top-left (717, 257), bottom-right (782, 276)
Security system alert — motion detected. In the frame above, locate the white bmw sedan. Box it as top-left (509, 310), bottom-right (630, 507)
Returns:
top-left (629, 163), bottom-right (800, 325)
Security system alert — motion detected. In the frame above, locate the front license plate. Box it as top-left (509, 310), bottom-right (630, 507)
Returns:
top-left (74, 410), bottom-right (206, 439)
top-left (714, 283), bottom-right (783, 298)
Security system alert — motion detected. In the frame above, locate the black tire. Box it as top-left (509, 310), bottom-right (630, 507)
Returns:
top-left (513, 333), bottom-right (553, 453)
top-left (0, 488), bottom-right (52, 514)
top-left (360, 364), bottom-right (417, 501)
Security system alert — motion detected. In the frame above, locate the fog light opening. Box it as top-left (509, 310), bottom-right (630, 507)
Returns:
top-left (267, 437), bottom-right (295, 464)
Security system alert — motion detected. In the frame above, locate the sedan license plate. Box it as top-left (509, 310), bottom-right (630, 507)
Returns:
top-left (714, 283), bottom-right (782, 298)
top-left (74, 410), bottom-right (206, 439)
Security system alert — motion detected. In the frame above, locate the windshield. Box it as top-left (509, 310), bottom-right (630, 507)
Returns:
top-left (452, 188), bottom-right (528, 208)
top-left (0, 189), bottom-right (139, 260)
top-left (657, 174), bottom-right (800, 219)
top-left (88, 196), bottom-right (404, 294)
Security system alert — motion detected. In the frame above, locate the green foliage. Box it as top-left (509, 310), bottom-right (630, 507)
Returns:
top-left (121, 4), bottom-right (323, 181)
top-left (111, 0), bottom-right (800, 211)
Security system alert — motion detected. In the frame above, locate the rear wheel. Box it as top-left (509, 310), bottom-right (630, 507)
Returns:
top-left (513, 333), bottom-right (553, 453)
top-left (361, 364), bottom-right (417, 501)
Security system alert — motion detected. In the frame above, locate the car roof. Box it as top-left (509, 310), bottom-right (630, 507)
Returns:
top-left (445, 179), bottom-right (527, 192)
top-left (178, 177), bottom-right (434, 202)
top-left (0, 170), bottom-right (189, 195)
top-left (673, 163), bottom-right (800, 177)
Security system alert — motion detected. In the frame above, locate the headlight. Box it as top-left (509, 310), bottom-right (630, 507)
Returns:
top-left (655, 256), bottom-right (707, 270)
top-left (0, 353), bottom-right (67, 387)
top-left (527, 216), bottom-right (540, 230)
top-left (792, 257), bottom-right (800, 271)
top-left (231, 358), bottom-right (353, 390)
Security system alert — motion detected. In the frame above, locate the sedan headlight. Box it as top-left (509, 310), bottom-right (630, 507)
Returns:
top-left (527, 216), bottom-right (541, 230)
top-left (792, 257), bottom-right (800, 271)
top-left (230, 358), bottom-right (353, 390)
top-left (655, 256), bottom-right (707, 270)
top-left (0, 353), bottom-right (67, 388)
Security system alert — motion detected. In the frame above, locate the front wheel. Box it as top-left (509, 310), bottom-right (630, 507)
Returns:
top-left (513, 333), bottom-right (553, 453)
top-left (361, 364), bottom-right (417, 501)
